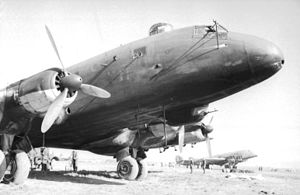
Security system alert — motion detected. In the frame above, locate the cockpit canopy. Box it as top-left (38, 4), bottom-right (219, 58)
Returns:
top-left (149, 23), bottom-right (173, 36)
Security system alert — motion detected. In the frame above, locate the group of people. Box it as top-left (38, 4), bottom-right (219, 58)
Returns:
top-left (28, 148), bottom-right (78, 172)
top-left (189, 159), bottom-right (206, 174)
top-left (28, 147), bottom-right (53, 171)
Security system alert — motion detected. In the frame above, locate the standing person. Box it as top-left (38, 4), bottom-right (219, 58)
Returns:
top-left (189, 159), bottom-right (193, 174)
top-left (28, 149), bottom-right (36, 170)
top-left (41, 147), bottom-right (50, 171)
top-left (201, 160), bottom-right (206, 174)
top-left (71, 150), bottom-right (78, 172)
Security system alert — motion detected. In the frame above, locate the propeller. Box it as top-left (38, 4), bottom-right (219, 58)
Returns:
top-left (41, 88), bottom-right (68, 133)
top-left (206, 135), bottom-right (212, 158)
top-left (41, 25), bottom-right (111, 133)
top-left (178, 126), bottom-right (185, 153)
top-left (201, 115), bottom-right (214, 158)
top-left (45, 25), bottom-right (65, 71)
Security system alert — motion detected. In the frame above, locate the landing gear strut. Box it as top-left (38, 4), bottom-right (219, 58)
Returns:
top-left (117, 156), bottom-right (139, 180)
top-left (0, 134), bottom-right (31, 184)
top-left (116, 147), bottom-right (148, 180)
top-left (136, 159), bottom-right (148, 180)
top-left (1, 150), bottom-right (30, 184)
top-left (0, 149), bottom-right (5, 181)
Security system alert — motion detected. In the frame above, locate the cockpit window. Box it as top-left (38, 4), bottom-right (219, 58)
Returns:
top-left (206, 21), bottom-right (228, 33)
top-left (193, 26), bottom-right (206, 38)
top-left (149, 23), bottom-right (173, 36)
top-left (193, 22), bottom-right (228, 40)
top-left (205, 26), bottom-right (216, 33)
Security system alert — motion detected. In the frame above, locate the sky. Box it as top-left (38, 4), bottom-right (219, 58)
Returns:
top-left (0, 0), bottom-right (299, 168)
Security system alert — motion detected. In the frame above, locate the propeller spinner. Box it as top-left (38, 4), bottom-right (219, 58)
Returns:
top-left (41, 25), bottom-right (111, 133)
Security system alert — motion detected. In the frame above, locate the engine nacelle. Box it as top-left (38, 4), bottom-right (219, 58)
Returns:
top-left (17, 68), bottom-right (77, 116)
top-left (148, 123), bottom-right (177, 137)
top-left (166, 105), bottom-right (208, 126)
top-left (201, 124), bottom-right (213, 135)
top-left (185, 123), bottom-right (213, 136)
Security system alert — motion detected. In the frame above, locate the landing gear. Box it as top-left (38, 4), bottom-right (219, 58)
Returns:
top-left (117, 156), bottom-right (139, 180)
top-left (116, 147), bottom-right (148, 180)
top-left (2, 150), bottom-right (30, 185)
top-left (0, 134), bottom-right (32, 184)
top-left (222, 164), bottom-right (235, 173)
top-left (0, 150), bottom-right (5, 181)
top-left (136, 159), bottom-right (148, 180)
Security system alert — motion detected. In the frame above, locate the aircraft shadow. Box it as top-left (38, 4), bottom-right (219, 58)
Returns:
top-left (148, 170), bottom-right (163, 173)
top-left (28, 170), bottom-right (124, 185)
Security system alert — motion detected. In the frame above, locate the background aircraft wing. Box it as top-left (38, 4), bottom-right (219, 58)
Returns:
top-left (202, 157), bottom-right (227, 165)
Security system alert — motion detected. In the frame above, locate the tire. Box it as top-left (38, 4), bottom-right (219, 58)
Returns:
top-left (3, 157), bottom-right (16, 183)
top-left (3, 151), bottom-right (30, 185)
top-left (136, 160), bottom-right (148, 180)
top-left (0, 150), bottom-right (4, 163)
top-left (117, 156), bottom-right (139, 180)
top-left (13, 151), bottom-right (30, 184)
top-left (0, 150), bottom-right (6, 181)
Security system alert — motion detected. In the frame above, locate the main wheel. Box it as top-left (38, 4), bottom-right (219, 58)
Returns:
top-left (0, 150), bottom-right (6, 181)
top-left (3, 151), bottom-right (30, 185)
top-left (117, 156), bottom-right (139, 180)
top-left (136, 160), bottom-right (148, 180)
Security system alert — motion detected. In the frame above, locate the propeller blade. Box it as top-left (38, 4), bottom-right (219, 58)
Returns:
top-left (206, 136), bottom-right (212, 158)
top-left (80, 84), bottom-right (111, 98)
top-left (45, 25), bottom-right (65, 70)
top-left (178, 126), bottom-right (185, 153)
top-left (41, 88), bottom-right (68, 133)
top-left (0, 150), bottom-right (4, 165)
top-left (208, 115), bottom-right (214, 125)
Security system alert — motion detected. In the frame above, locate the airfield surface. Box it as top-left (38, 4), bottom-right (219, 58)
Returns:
top-left (0, 160), bottom-right (299, 195)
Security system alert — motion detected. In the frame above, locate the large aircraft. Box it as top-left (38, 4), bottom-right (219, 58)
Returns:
top-left (193, 150), bottom-right (258, 171)
top-left (0, 21), bottom-right (283, 184)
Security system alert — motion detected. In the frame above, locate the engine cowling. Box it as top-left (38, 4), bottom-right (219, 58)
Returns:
top-left (17, 68), bottom-right (77, 116)
top-left (166, 105), bottom-right (208, 126)
top-left (201, 124), bottom-right (213, 135)
top-left (148, 123), bottom-right (176, 137)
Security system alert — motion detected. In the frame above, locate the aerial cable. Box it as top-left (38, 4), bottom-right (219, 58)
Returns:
top-left (166, 20), bottom-right (225, 69)
top-left (214, 20), bottom-right (219, 49)
top-left (167, 33), bottom-right (210, 69)
top-left (151, 26), bottom-right (216, 80)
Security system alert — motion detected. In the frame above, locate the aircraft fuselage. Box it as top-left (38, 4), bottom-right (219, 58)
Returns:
top-left (2, 24), bottom-right (283, 155)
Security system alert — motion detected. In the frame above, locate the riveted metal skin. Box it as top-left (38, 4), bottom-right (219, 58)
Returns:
top-left (0, 24), bottom-right (282, 156)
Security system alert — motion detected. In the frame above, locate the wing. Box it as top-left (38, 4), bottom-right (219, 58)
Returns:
top-left (203, 157), bottom-right (227, 165)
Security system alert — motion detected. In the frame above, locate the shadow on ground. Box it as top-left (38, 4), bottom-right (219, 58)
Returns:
top-left (148, 170), bottom-right (163, 173)
top-left (28, 170), bottom-right (124, 185)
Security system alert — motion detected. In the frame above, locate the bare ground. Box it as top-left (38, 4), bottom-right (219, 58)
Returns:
top-left (0, 162), bottom-right (299, 195)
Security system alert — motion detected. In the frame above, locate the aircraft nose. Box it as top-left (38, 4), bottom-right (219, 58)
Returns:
top-left (245, 36), bottom-right (284, 80)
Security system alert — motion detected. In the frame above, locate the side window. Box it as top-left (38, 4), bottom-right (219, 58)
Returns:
top-left (193, 26), bottom-right (206, 38)
top-left (133, 47), bottom-right (146, 58)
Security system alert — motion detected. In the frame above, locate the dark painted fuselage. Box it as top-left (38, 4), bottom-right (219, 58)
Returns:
top-left (24, 25), bottom-right (283, 155)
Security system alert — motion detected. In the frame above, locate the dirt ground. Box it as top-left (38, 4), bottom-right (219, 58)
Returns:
top-left (0, 161), bottom-right (300, 195)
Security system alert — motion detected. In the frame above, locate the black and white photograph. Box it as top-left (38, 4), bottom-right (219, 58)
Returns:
top-left (0, 0), bottom-right (299, 194)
